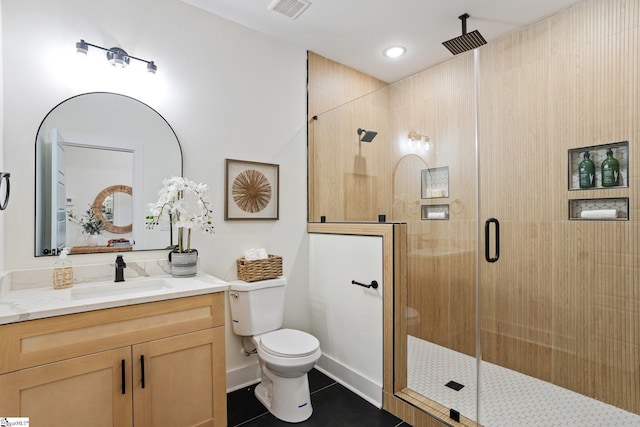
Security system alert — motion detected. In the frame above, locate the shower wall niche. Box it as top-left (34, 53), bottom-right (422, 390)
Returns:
top-left (567, 141), bottom-right (630, 220)
top-left (421, 166), bottom-right (449, 199)
top-left (568, 141), bottom-right (629, 190)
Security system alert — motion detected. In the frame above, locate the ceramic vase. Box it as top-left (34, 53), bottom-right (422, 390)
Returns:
top-left (86, 234), bottom-right (99, 247)
top-left (169, 249), bottom-right (198, 277)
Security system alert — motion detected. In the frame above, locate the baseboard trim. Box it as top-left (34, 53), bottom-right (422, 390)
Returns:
top-left (226, 362), bottom-right (261, 393)
top-left (225, 354), bottom-right (383, 408)
top-left (315, 354), bottom-right (383, 408)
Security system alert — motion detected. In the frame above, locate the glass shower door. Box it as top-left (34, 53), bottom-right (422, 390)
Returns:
top-left (390, 54), bottom-right (480, 425)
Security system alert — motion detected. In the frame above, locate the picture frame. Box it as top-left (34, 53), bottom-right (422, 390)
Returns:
top-left (225, 159), bottom-right (279, 220)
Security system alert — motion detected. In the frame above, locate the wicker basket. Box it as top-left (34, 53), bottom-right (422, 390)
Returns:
top-left (237, 255), bottom-right (283, 282)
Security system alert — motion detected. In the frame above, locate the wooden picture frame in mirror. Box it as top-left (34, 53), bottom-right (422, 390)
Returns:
top-left (92, 184), bottom-right (133, 234)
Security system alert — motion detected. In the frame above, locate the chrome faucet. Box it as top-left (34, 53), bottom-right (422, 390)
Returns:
top-left (115, 255), bottom-right (126, 282)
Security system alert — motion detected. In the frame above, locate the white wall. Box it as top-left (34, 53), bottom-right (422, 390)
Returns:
top-left (309, 233), bottom-right (384, 407)
top-left (1, 0), bottom-right (309, 384)
top-left (0, 1), bottom-right (4, 273)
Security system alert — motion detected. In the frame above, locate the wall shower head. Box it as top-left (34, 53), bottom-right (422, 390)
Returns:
top-left (357, 128), bottom-right (378, 143)
top-left (442, 13), bottom-right (487, 55)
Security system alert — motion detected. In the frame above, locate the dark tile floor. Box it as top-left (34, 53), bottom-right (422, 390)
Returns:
top-left (227, 369), bottom-right (411, 427)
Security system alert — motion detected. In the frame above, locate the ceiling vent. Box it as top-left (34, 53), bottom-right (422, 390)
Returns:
top-left (267, 0), bottom-right (312, 19)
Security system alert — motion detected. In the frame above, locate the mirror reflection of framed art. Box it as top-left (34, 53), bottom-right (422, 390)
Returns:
top-left (225, 159), bottom-right (279, 220)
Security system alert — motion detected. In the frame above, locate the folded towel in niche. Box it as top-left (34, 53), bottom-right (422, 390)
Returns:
top-left (580, 209), bottom-right (618, 219)
top-left (427, 212), bottom-right (446, 219)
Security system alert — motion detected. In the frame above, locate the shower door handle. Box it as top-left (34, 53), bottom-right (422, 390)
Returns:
top-left (0, 172), bottom-right (10, 211)
top-left (484, 218), bottom-right (500, 263)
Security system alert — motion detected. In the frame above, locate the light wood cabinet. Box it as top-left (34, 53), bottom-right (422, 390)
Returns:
top-left (133, 328), bottom-right (225, 427)
top-left (0, 347), bottom-right (133, 427)
top-left (0, 293), bottom-right (226, 427)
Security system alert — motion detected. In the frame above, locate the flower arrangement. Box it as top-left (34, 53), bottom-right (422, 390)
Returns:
top-left (67, 206), bottom-right (105, 235)
top-left (146, 176), bottom-right (214, 253)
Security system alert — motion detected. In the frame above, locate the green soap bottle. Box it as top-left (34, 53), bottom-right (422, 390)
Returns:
top-left (601, 148), bottom-right (620, 187)
top-left (578, 151), bottom-right (595, 188)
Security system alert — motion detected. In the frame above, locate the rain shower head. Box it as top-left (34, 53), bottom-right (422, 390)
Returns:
top-left (442, 13), bottom-right (487, 55)
top-left (357, 128), bottom-right (378, 143)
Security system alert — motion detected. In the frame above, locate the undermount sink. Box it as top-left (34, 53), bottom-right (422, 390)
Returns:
top-left (70, 278), bottom-right (173, 300)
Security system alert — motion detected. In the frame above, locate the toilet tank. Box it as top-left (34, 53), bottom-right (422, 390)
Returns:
top-left (228, 277), bottom-right (286, 336)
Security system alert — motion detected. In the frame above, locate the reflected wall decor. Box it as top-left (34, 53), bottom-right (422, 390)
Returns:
top-left (225, 159), bottom-right (279, 220)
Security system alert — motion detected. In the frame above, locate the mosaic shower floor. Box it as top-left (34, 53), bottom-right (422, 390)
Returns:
top-left (407, 335), bottom-right (640, 426)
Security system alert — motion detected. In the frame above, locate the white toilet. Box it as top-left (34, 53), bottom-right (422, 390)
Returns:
top-left (229, 277), bottom-right (321, 423)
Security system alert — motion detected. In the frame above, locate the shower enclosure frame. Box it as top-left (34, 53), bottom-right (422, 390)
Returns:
top-left (307, 1), bottom-right (639, 424)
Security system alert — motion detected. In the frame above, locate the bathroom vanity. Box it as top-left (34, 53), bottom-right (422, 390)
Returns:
top-left (0, 271), bottom-right (228, 427)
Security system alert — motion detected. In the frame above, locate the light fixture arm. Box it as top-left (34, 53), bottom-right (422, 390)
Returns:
top-left (76, 39), bottom-right (157, 73)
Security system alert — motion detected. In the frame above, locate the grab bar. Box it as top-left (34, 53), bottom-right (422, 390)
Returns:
top-left (351, 280), bottom-right (379, 289)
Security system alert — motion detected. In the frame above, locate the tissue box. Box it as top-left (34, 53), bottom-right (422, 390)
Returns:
top-left (237, 255), bottom-right (283, 282)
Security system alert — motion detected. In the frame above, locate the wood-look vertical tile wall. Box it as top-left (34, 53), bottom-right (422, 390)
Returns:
top-left (308, 0), bottom-right (639, 420)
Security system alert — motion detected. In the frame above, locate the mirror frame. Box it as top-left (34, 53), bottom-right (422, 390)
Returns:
top-left (34, 92), bottom-right (183, 256)
top-left (92, 184), bottom-right (133, 234)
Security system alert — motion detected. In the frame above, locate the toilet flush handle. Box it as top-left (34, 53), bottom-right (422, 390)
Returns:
top-left (230, 292), bottom-right (239, 298)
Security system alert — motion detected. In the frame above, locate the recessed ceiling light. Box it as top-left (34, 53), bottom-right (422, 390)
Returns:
top-left (383, 46), bottom-right (406, 58)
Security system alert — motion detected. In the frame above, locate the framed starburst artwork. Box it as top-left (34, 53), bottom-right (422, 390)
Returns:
top-left (225, 159), bottom-right (279, 220)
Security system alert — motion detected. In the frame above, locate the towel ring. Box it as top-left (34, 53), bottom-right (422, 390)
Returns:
top-left (0, 172), bottom-right (10, 211)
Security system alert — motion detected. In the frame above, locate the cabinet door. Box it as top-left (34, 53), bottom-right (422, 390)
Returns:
top-left (0, 347), bottom-right (133, 427)
top-left (132, 327), bottom-right (226, 427)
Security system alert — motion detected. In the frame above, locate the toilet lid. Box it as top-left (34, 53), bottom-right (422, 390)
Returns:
top-left (259, 329), bottom-right (320, 358)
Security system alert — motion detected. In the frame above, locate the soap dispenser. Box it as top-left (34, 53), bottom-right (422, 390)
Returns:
top-left (601, 148), bottom-right (620, 187)
top-left (578, 151), bottom-right (595, 188)
top-left (53, 248), bottom-right (73, 289)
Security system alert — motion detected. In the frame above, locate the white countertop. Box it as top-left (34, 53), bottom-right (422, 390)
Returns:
top-left (0, 273), bottom-right (228, 325)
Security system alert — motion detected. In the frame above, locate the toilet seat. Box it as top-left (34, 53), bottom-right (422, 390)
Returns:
top-left (259, 329), bottom-right (320, 358)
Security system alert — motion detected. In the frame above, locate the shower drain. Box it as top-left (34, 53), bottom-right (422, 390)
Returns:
top-left (445, 380), bottom-right (465, 391)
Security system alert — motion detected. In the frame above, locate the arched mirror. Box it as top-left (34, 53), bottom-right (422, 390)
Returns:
top-left (35, 92), bottom-right (183, 256)
top-left (93, 185), bottom-right (133, 234)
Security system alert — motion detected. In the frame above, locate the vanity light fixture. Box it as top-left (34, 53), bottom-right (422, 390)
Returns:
top-left (75, 39), bottom-right (157, 74)
top-left (408, 131), bottom-right (429, 142)
top-left (383, 46), bottom-right (406, 58)
top-left (408, 131), bottom-right (430, 150)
